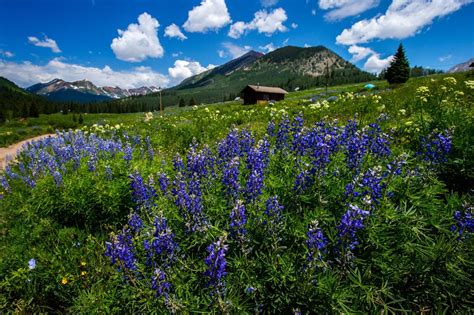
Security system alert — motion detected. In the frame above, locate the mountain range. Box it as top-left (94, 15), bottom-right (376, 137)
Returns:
top-left (448, 58), bottom-right (474, 73)
top-left (27, 79), bottom-right (160, 103)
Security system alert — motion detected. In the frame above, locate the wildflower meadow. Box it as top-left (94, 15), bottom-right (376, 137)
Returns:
top-left (0, 74), bottom-right (473, 313)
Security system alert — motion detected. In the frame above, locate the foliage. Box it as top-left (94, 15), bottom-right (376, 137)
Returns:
top-left (0, 73), bottom-right (473, 313)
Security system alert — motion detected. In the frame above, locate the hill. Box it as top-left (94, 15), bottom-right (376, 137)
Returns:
top-left (122, 45), bottom-right (375, 107)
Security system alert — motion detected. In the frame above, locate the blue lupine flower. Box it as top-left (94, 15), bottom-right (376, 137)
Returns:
top-left (218, 129), bottom-right (240, 164)
top-left (246, 286), bottom-right (256, 294)
top-left (229, 200), bottom-right (247, 240)
top-left (222, 157), bottom-right (240, 201)
top-left (367, 123), bottom-right (391, 157)
top-left (306, 220), bottom-right (328, 263)
top-left (173, 154), bottom-right (185, 172)
top-left (267, 120), bottom-right (276, 137)
top-left (105, 229), bottom-right (137, 271)
top-left (451, 204), bottom-right (474, 239)
top-left (204, 235), bottom-right (228, 295)
top-left (157, 172), bottom-right (169, 195)
top-left (123, 144), bottom-right (133, 163)
top-left (172, 174), bottom-right (208, 233)
top-left (28, 258), bottom-right (36, 270)
top-left (51, 170), bottom-right (63, 187)
top-left (276, 115), bottom-right (290, 150)
top-left (128, 212), bottom-right (143, 234)
top-left (295, 168), bottom-right (313, 193)
top-left (129, 172), bottom-right (156, 210)
top-left (419, 130), bottom-right (452, 164)
top-left (105, 165), bottom-right (113, 180)
top-left (245, 140), bottom-right (269, 203)
top-left (264, 196), bottom-right (284, 233)
top-left (239, 130), bottom-right (255, 158)
top-left (1, 175), bottom-right (10, 193)
top-left (151, 215), bottom-right (178, 266)
top-left (337, 205), bottom-right (370, 252)
top-left (145, 136), bottom-right (154, 161)
top-left (151, 268), bottom-right (171, 298)
top-left (291, 114), bottom-right (304, 134)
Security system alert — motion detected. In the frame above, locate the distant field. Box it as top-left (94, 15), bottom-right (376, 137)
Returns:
top-left (0, 79), bottom-right (392, 147)
top-left (0, 112), bottom-right (143, 147)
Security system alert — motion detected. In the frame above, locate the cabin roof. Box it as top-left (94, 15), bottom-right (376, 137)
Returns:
top-left (243, 85), bottom-right (288, 94)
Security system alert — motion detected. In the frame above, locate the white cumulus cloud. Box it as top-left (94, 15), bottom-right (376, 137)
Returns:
top-left (168, 60), bottom-right (215, 82)
top-left (363, 53), bottom-right (393, 73)
top-left (183, 0), bottom-right (231, 33)
top-left (164, 24), bottom-right (188, 40)
top-left (28, 35), bottom-right (62, 53)
top-left (348, 44), bottom-right (375, 62)
top-left (336, 0), bottom-right (473, 45)
top-left (0, 58), bottom-right (170, 88)
top-left (111, 12), bottom-right (164, 62)
top-left (318, 0), bottom-right (379, 21)
top-left (228, 8), bottom-right (288, 38)
top-left (219, 42), bottom-right (253, 59)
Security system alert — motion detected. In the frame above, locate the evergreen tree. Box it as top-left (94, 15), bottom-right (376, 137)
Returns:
top-left (179, 98), bottom-right (186, 107)
top-left (386, 44), bottom-right (410, 84)
top-left (30, 101), bottom-right (40, 118)
top-left (78, 113), bottom-right (84, 124)
top-left (72, 113), bottom-right (77, 123)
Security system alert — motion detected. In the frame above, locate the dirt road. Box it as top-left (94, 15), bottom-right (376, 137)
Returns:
top-left (0, 134), bottom-right (56, 170)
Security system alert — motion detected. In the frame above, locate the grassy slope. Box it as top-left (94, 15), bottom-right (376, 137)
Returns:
top-left (0, 72), bottom-right (473, 313)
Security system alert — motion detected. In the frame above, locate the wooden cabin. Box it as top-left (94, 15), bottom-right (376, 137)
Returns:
top-left (240, 85), bottom-right (288, 105)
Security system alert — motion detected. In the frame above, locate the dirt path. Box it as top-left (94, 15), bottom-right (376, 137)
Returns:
top-left (0, 134), bottom-right (56, 170)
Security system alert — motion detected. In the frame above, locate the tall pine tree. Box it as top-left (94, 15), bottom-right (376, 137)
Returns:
top-left (386, 44), bottom-right (410, 84)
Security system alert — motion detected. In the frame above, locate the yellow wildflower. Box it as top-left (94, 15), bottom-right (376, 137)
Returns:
top-left (81, 271), bottom-right (87, 276)
top-left (61, 277), bottom-right (68, 285)
top-left (80, 261), bottom-right (86, 267)
top-left (464, 80), bottom-right (474, 89)
top-left (443, 77), bottom-right (457, 86)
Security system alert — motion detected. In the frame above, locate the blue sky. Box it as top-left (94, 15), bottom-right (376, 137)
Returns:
top-left (0, 0), bottom-right (473, 88)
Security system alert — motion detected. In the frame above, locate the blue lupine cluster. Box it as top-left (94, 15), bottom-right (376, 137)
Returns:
top-left (157, 171), bottom-right (169, 195)
top-left (306, 220), bottom-right (328, 263)
top-left (229, 200), bottom-right (247, 240)
top-left (172, 172), bottom-right (209, 233)
top-left (337, 205), bottom-right (370, 252)
top-left (367, 123), bottom-right (391, 157)
top-left (419, 130), bottom-right (452, 164)
top-left (264, 196), bottom-right (284, 233)
top-left (245, 139), bottom-right (270, 203)
top-left (204, 235), bottom-right (228, 295)
top-left (2, 112), bottom-right (460, 302)
top-left (151, 268), bottom-right (171, 298)
top-left (1, 130), bottom-right (145, 191)
top-left (451, 204), bottom-right (473, 239)
top-left (150, 215), bottom-right (178, 266)
top-left (105, 229), bottom-right (137, 272)
top-left (128, 212), bottom-right (143, 234)
top-left (222, 157), bottom-right (240, 201)
top-left (129, 172), bottom-right (156, 210)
